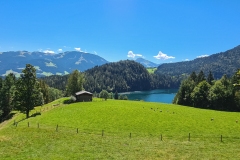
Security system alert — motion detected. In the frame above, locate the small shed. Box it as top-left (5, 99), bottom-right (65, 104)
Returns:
top-left (75, 91), bottom-right (93, 102)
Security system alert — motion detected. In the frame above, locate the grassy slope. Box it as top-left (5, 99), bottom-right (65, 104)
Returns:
top-left (1, 99), bottom-right (240, 159)
top-left (147, 67), bottom-right (157, 74)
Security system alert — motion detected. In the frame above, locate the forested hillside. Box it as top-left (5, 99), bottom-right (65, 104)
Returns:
top-left (84, 60), bottom-right (151, 92)
top-left (156, 45), bottom-right (240, 79)
top-left (40, 75), bottom-right (69, 91)
top-left (40, 60), bottom-right (180, 93)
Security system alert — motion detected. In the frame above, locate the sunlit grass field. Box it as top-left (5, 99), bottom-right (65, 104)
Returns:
top-left (1, 98), bottom-right (240, 159)
top-left (147, 67), bottom-right (157, 74)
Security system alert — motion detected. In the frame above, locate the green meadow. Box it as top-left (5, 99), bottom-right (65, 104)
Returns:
top-left (1, 98), bottom-right (240, 159)
top-left (147, 67), bottom-right (157, 74)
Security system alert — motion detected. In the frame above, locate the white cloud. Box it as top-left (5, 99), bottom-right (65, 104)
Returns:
top-left (185, 59), bottom-right (189, 61)
top-left (153, 51), bottom-right (175, 60)
top-left (2, 69), bottom-right (21, 77)
top-left (94, 51), bottom-right (97, 55)
top-left (75, 48), bottom-right (81, 52)
top-left (197, 55), bottom-right (209, 58)
top-left (127, 51), bottom-right (142, 58)
top-left (43, 50), bottom-right (55, 54)
top-left (58, 49), bottom-right (63, 52)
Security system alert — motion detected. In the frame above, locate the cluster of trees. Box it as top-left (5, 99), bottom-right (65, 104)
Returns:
top-left (96, 90), bottom-right (128, 100)
top-left (63, 69), bottom-right (128, 103)
top-left (173, 70), bottom-right (240, 111)
top-left (65, 70), bottom-right (84, 96)
top-left (0, 64), bottom-right (62, 120)
top-left (40, 75), bottom-right (69, 91)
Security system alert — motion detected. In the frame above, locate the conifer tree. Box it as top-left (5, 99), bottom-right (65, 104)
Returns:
top-left (207, 71), bottom-right (214, 85)
top-left (15, 64), bottom-right (42, 118)
top-left (197, 70), bottom-right (206, 84)
top-left (114, 91), bottom-right (119, 100)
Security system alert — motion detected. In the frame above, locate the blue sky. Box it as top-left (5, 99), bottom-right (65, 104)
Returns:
top-left (0, 0), bottom-right (240, 63)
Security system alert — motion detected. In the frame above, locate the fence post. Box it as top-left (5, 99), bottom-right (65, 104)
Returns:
top-left (28, 122), bottom-right (29, 127)
top-left (56, 124), bottom-right (58, 132)
top-left (160, 134), bottom-right (162, 141)
top-left (221, 135), bottom-right (223, 142)
top-left (130, 133), bottom-right (131, 138)
top-left (38, 123), bottom-right (39, 128)
top-left (188, 133), bottom-right (190, 141)
top-left (102, 130), bottom-right (104, 137)
top-left (77, 128), bottom-right (78, 133)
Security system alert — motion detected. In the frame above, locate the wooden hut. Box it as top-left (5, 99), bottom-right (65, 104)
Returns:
top-left (75, 91), bottom-right (93, 102)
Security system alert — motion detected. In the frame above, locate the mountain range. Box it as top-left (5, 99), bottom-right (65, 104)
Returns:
top-left (155, 45), bottom-right (240, 79)
top-left (0, 51), bottom-right (159, 77)
top-left (1, 44), bottom-right (240, 79)
top-left (0, 51), bottom-right (108, 77)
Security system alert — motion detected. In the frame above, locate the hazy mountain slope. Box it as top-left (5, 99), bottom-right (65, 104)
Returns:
top-left (135, 58), bottom-right (159, 68)
top-left (0, 51), bottom-right (108, 76)
top-left (156, 45), bottom-right (240, 79)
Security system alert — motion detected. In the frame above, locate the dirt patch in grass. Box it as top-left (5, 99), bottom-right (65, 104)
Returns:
top-left (0, 136), bottom-right (11, 142)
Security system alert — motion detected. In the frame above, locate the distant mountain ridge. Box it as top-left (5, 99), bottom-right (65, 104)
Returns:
top-left (1, 44), bottom-right (240, 79)
top-left (0, 51), bottom-right (108, 77)
top-left (135, 58), bottom-right (159, 68)
top-left (156, 45), bottom-right (240, 79)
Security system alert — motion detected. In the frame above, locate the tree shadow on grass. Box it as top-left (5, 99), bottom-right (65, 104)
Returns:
top-left (30, 112), bottom-right (41, 117)
top-left (12, 112), bottom-right (42, 126)
top-left (0, 113), bottom-right (16, 123)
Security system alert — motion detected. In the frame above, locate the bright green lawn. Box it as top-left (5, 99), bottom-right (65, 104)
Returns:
top-left (1, 98), bottom-right (240, 159)
top-left (147, 67), bottom-right (157, 74)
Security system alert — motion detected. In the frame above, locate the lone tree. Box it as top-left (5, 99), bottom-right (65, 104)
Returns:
top-left (66, 70), bottom-right (85, 96)
top-left (99, 90), bottom-right (109, 100)
top-left (15, 64), bottom-right (42, 118)
top-left (114, 91), bottom-right (118, 100)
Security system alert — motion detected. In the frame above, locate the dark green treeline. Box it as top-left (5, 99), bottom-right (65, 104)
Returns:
top-left (173, 70), bottom-right (240, 111)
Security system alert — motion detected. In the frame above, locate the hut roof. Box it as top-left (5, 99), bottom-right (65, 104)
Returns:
top-left (75, 91), bottom-right (93, 96)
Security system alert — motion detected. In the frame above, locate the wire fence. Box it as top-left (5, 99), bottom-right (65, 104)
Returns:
top-left (11, 121), bottom-right (240, 143)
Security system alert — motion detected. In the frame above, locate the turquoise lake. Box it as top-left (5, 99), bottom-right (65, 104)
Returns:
top-left (121, 89), bottom-right (178, 104)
